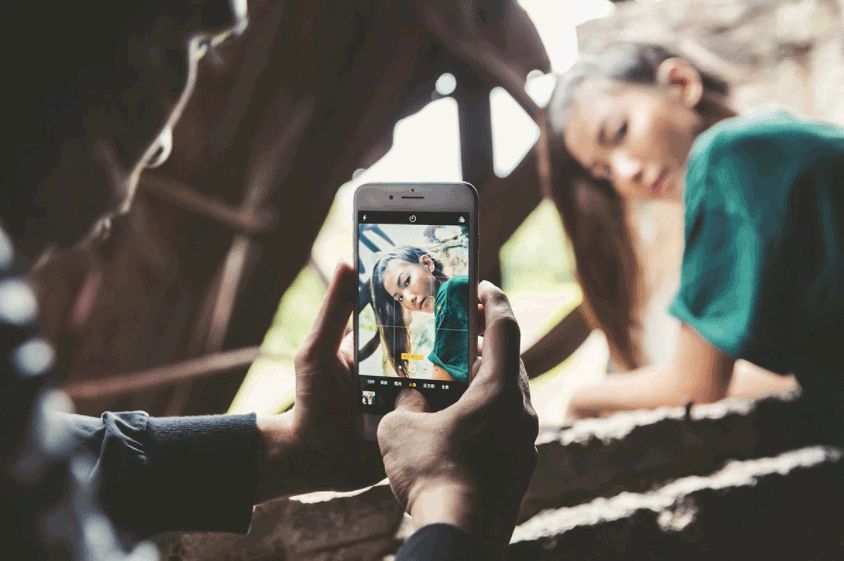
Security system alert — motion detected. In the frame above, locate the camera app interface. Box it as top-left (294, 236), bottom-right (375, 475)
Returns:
top-left (357, 211), bottom-right (470, 413)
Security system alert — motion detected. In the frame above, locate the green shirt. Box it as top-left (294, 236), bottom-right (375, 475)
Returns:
top-left (428, 276), bottom-right (470, 382)
top-left (669, 110), bottom-right (844, 389)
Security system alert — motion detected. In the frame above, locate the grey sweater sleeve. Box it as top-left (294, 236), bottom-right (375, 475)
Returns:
top-left (60, 410), bottom-right (260, 536)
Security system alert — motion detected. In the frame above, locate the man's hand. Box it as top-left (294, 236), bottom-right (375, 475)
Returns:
top-left (255, 264), bottom-right (384, 502)
top-left (377, 281), bottom-right (538, 556)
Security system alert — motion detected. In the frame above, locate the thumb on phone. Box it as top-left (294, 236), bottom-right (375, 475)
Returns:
top-left (393, 389), bottom-right (430, 413)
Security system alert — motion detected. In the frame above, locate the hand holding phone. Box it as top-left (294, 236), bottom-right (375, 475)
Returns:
top-left (377, 282), bottom-right (539, 557)
top-left (354, 183), bottom-right (479, 438)
top-left (255, 264), bottom-right (385, 501)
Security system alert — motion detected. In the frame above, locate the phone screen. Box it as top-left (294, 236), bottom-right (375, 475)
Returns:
top-left (356, 210), bottom-right (471, 413)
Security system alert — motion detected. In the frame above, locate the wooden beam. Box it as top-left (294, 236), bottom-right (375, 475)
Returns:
top-left (141, 173), bottom-right (274, 235)
top-left (521, 304), bottom-right (591, 379)
top-left (456, 68), bottom-right (494, 185)
top-left (63, 346), bottom-right (263, 401)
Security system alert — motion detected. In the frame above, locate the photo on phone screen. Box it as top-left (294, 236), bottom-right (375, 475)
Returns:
top-left (356, 210), bottom-right (471, 413)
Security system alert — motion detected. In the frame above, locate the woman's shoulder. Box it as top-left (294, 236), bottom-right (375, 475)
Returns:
top-left (690, 110), bottom-right (844, 170)
top-left (686, 110), bottom-right (844, 210)
top-left (441, 275), bottom-right (469, 291)
top-left (436, 275), bottom-right (469, 306)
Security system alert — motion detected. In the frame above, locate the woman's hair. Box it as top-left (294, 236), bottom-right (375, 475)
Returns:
top-left (369, 246), bottom-right (449, 376)
top-left (545, 42), bottom-right (729, 369)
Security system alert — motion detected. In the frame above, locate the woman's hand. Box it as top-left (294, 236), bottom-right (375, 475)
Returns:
top-left (255, 264), bottom-right (384, 502)
top-left (377, 282), bottom-right (539, 557)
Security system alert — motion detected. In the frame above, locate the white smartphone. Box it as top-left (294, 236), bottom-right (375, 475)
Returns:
top-left (354, 182), bottom-right (479, 440)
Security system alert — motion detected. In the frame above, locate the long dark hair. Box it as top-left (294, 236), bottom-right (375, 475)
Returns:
top-left (545, 42), bottom-right (729, 369)
top-left (369, 246), bottom-right (448, 376)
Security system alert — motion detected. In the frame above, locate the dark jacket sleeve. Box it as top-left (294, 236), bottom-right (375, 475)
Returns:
top-left (395, 524), bottom-right (487, 561)
top-left (57, 410), bottom-right (260, 536)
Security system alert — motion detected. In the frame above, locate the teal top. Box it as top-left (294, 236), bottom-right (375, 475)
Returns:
top-left (428, 276), bottom-right (470, 382)
top-left (669, 110), bottom-right (844, 389)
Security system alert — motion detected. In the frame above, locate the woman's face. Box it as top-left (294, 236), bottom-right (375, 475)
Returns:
top-left (562, 60), bottom-right (707, 202)
top-left (381, 255), bottom-right (438, 314)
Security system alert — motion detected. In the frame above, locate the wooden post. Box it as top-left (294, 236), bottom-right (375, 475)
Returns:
top-left (455, 67), bottom-right (502, 286)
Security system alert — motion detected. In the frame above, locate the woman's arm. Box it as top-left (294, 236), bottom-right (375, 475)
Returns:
top-left (431, 364), bottom-right (457, 381)
top-left (569, 323), bottom-right (735, 418)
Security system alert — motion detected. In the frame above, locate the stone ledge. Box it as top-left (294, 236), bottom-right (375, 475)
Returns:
top-left (509, 445), bottom-right (844, 561)
top-left (523, 392), bottom-right (824, 518)
top-left (153, 483), bottom-right (403, 561)
top-left (155, 394), bottom-right (831, 560)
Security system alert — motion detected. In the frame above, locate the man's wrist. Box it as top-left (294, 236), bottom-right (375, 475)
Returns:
top-left (255, 411), bottom-right (300, 503)
top-left (408, 481), bottom-right (512, 558)
top-left (408, 482), bottom-right (482, 540)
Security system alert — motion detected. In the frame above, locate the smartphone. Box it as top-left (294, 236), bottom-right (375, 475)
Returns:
top-left (354, 182), bottom-right (478, 439)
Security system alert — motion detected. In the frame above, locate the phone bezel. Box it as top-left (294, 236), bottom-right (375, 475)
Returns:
top-left (353, 182), bottom-right (479, 439)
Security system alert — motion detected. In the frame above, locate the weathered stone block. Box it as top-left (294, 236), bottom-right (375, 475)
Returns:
top-left (577, 0), bottom-right (844, 123)
top-left (522, 393), bottom-right (824, 519)
top-left (509, 446), bottom-right (844, 560)
top-left (153, 484), bottom-right (403, 561)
